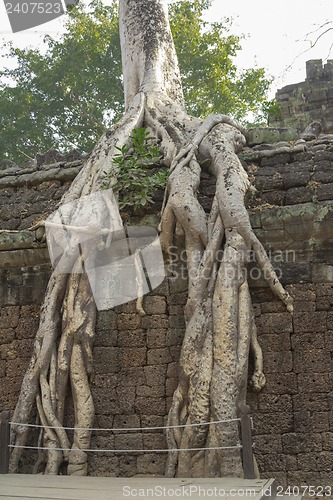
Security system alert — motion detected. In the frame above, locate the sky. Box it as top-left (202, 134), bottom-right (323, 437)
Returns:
top-left (0, 0), bottom-right (331, 98)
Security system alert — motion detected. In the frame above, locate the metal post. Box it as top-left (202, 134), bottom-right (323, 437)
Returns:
top-left (240, 404), bottom-right (255, 479)
top-left (0, 410), bottom-right (10, 474)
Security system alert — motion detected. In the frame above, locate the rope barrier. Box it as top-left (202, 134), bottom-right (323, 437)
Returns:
top-left (9, 444), bottom-right (242, 453)
top-left (9, 417), bottom-right (240, 433)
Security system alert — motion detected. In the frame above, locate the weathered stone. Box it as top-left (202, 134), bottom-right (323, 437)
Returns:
top-left (135, 397), bottom-right (166, 415)
top-left (264, 373), bottom-right (298, 395)
top-left (118, 347), bottom-right (147, 368)
top-left (117, 314), bottom-right (142, 330)
top-left (282, 432), bottom-right (322, 454)
top-left (118, 330), bottom-right (146, 347)
top-left (297, 373), bottom-right (331, 393)
top-left (263, 351), bottom-right (293, 373)
top-left (143, 296), bottom-right (167, 315)
top-left (146, 329), bottom-right (167, 348)
top-left (293, 393), bottom-right (330, 412)
top-left (147, 347), bottom-right (172, 365)
top-left (142, 314), bottom-right (169, 329)
top-left (293, 311), bottom-right (327, 333)
top-left (293, 349), bottom-right (331, 373)
top-left (256, 312), bottom-right (293, 334)
top-left (258, 394), bottom-right (293, 413)
top-left (144, 365), bottom-right (167, 386)
top-left (294, 410), bottom-right (329, 433)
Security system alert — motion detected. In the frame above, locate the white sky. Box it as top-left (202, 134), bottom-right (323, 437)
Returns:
top-left (0, 0), bottom-right (332, 98)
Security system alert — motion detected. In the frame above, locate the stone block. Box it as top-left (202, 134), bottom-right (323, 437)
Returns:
top-left (259, 301), bottom-right (286, 313)
top-left (293, 311), bottom-right (327, 333)
top-left (118, 455), bottom-right (137, 476)
top-left (118, 368), bottom-right (146, 387)
top-left (291, 331), bottom-right (325, 350)
top-left (264, 373), bottom-right (297, 394)
top-left (91, 373), bottom-right (118, 389)
top-left (169, 345), bottom-right (181, 361)
top-left (169, 305), bottom-right (184, 316)
top-left (146, 329), bottom-right (167, 349)
top-left (297, 373), bottom-right (331, 393)
top-left (147, 347), bottom-right (172, 365)
top-left (253, 412), bottom-right (293, 434)
top-left (167, 292), bottom-right (187, 305)
top-left (144, 365), bottom-right (167, 386)
top-left (317, 183), bottom-right (333, 201)
top-left (293, 393), bottom-right (330, 411)
top-left (137, 454), bottom-right (166, 475)
top-left (322, 432), bottom-right (333, 451)
top-left (294, 411), bottom-right (329, 433)
top-left (282, 432), bottom-right (322, 454)
top-left (136, 385), bottom-right (165, 398)
top-left (258, 332), bottom-right (291, 351)
top-left (143, 296), bottom-right (167, 315)
top-left (169, 315), bottom-right (185, 329)
top-left (325, 330), bottom-right (333, 350)
top-left (0, 328), bottom-right (15, 344)
top-left (118, 330), bottom-right (146, 347)
top-left (285, 187), bottom-right (313, 204)
top-left (117, 314), bottom-right (142, 331)
top-left (294, 349), bottom-right (331, 373)
top-left (0, 306), bottom-right (20, 328)
top-left (93, 347), bottom-right (120, 372)
top-left (135, 397), bottom-right (166, 415)
top-left (114, 433), bottom-right (143, 451)
top-left (258, 394), bottom-right (293, 413)
top-left (166, 378), bottom-right (178, 397)
top-left (141, 415), bottom-right (165, 431)
top-left (248, 128), bottom-right (298, 146)
top-left (166, 329), bottom-right (184, 346)
top-left (297, 451), bottom-right (333, 472)
top-left (263, 351), bottom-right (293, 373)
top-left (96, 310), bottom-right (117, 332)
top-left (256, 312), bottom-right (293, 334)
top-left (142, 314), bottom-right (169, 330)
top-left (116, 387), bottom-right (136, 413)
top-left (256, 453), bottom-right (286, 471)
top-left (254, 434), bottom-right (283, 454)
top-left (142, 433), bottom-right (166, 451)
top-left (166, 362), bottom-right (178, 379)
top-left (286, 283), bottom-right (316, 300)
top-left (119, 347), bottom-right (147, 368)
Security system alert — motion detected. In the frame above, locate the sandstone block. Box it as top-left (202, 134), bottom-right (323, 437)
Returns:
top-left (144, 365), bottom-right (167, 386)
top-left (147, 329), bottom-right (167, 348)
top-left (147, 347), bottom-right (172, 365)
top-left (294, 349), bottom-right (331, 373)
top-left (282, 432), bottom-right (322, 454)
top-left (117, 314), bottom-right (142, 330)
top-left (135, 397), bottom-right (166, 415)
top-left (143, 296), bottom-right (167, 315)
top-left (119, 347), bottom-right (147, 368)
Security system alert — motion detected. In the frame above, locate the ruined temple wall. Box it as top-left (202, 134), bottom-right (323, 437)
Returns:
top-left (1, 138), bottom-right (333, 485)
top-left (270, 59), bottom-right (333, 133)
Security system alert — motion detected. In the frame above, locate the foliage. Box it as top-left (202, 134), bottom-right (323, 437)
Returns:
top-left (0, 0), bottom-right (122, 162)
top-left (102, 128), bottom-right (167, 210)
top-left (169, 0), bottom-right (272, 120)
top-left (0, 0), bottom-right (272, 162)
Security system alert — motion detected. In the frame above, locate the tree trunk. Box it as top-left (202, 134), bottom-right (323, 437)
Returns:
top-left (10, 0), bottom-right (293, 477)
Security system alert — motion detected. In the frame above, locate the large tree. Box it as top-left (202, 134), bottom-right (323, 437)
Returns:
top-left (10, 0), bottom-right (293, 477)
top-left (0, 0), bottom-right (271, 163)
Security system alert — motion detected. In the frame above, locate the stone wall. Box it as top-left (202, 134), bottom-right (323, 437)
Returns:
top-left (1, 136), bottom-right (333, 486)
top-left (270, 59), bottom-right (333, 134)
